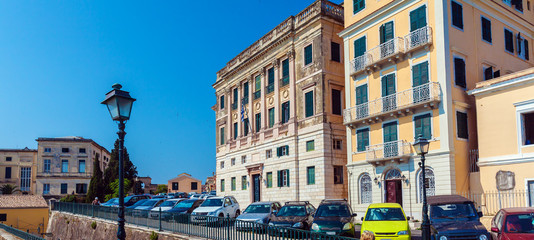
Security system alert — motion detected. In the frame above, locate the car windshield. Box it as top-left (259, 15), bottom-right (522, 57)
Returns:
top-left (316, 204), bottom-right (351, 217)
top-left (105, 198), bottom-right (119, 204)
top-left (505, 214), bottom-right (534, 233)
top-left (141, 200), bottom-right (159, 207)
top-left (160, 200), bottom-right (178, 207)
top-left (430, 203), bottom-right (476, 220)
top-left (174, 200), bottom-right (195, 209)
top-left (131, 199), bottom-right (148, 207)
top-left (277, 206), bottom-right (306, 217)
top-left (244, 204), bottom-right (270, 214)
top-left (365, 208), bottom-right (405, 221)
top-left (201, 199), bottom-right (223, 207)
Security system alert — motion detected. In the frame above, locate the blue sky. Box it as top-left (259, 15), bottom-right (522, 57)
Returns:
top-left (0, 0), bottom-right (342, 185)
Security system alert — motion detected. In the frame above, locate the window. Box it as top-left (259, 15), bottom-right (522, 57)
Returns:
top-left (518, 35), bottom-right (530, 60)
top-left (0, 214), bottom-right (6, 222)
top-left (5, 167), bottom-right (11, 179)
top-left (484, 66), bottom-right (500, 81)
top-left (354, 36), bottom-right (366, 58)
top-left (241, 155), bottom-right (246, 164)
top-left (78, 160), bottom-right (86, 173)
top-left (268, 108), bottom-right (275, 128)
top-left (334, 166), bottom-right (344, 184)
top-left (220, 95), bottom-right (225, 109)
top-left (277, 169), bottom-right (290, 187)
top-left (379, 21), bottom-right (394, 45)
top-left (417, 168), bottom-right (436, 203)
top-left (331, 42), bottom-right (340, 62)
top-left (357, 128), bottom-right (370, 152)
top-left (333, 139), bottom-right (343, 150)
top-left (232, 88), bottom-right (238, 110)
top-left (266, 149), bottom-right (272, 159)
top-left (231, 177), bottom-right (236, 191)
top-left (76, 183), bottom-right (87, 194)
top-left (61, 183), bottom-right (68, 194)
top-left (481, 17), bottom-right (492, 43)
top-left (62, 148), bottom-right (69, 153)
top-left (512, 0), bottom-right (524, 11)
top-left (267, 68), bottom-right (275, 94)
top-left (191, 182), bottom-right (198, 190)
top-left (220, 127), bottom-right (225, 145)
top-left (44, 159), bottom-right (51, 173)
top-left (62, 160), bottom-right (68, 173)
top-left (220, 161), bottom-right (224, 169)
top-left (281, 59), bottom-right (290, 86)
top-left (356, 84), bottom-right (368, 117)
top-left (277, 145), bottom-right (289, 157)
top-left (254, 75), bottom-right (261, 100)
top-left (307, 166), bottom-right (315, 185)
top-left (353, 0), bottom-right (365, 14)
top-left (44, 148), bottom-right (51, 153)
top-left (306, 140), bottom-right (315, 152)
top-left (20, 168), bottom-right (31, 191)
top-left (360, 173), bottom-right (372, 204)
top-left (414, 113), bottom-right (432, 139)
top-left (304, 44), bottom-right (313, 65)
top-left (505, 29), bottom-right (514, 53)
top-left (243, 118), bottom-right (249, 136)
top-left (521, 112), bottom-right (534, 145)
top-left (241, 176), bottom-right (247, 190)
top-left (43, 184), bottom-right (50, 194)
top-left (231, 158), bottom-right (235, 166)
top-left (457, 111), bottom-right (469, 139)
top-left (5, 157), bottom-right (11, 162)
top-left (255, 113), bottom-right (261, 132)
top-left (332, 89), bottom-right (342, 115)
top-left (220, 179), bottom-right (225, 192)
top-left (305, 91), bottom-right (314, 118)
top-left (410, 5), bottom-right (427, 32)
top-left (281, 101), bottom-right (290, 124)
top-left (267, 172), bottom-right (273, 188)
top-left (412, 61), bottom-right (429, 87)
top-left (243, 82), bottom-right (249, 105)
top-left (233, 122), bottom-right (238, 139)
top-left (454, 57), bottom-right (466, 88)
top-left (79, 148), bottom-right (86, 154)
top-left (451, 1), bottom-right (463, 29)
top-left (172, 182), bottom-right (178, 190)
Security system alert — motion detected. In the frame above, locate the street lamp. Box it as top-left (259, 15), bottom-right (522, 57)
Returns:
top-left (413, 134), bottom-right (430, 240)
top-left (101, 83), bottom-right (136, 240)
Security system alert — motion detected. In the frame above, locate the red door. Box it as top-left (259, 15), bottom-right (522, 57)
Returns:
top-left (386, 180), bottom-right (402, 205)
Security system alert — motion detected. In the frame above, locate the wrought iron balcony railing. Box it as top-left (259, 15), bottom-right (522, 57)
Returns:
top-left (37, 172), bottom-right (92, 178)
top-left (404, 26), bottom-right (433, 52)
top-left (365, 140), bottom-right (411, 165)
top-left (266, 84), bottom-right (274, 94)
top-left (253, 91), bottom-right (261, 100)
top-left (281, 76), bottom-right (290, 87)
top-left (344, 82), bottom-right (440, 126)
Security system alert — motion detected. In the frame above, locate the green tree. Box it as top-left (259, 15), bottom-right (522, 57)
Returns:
top-left (0, 184), bottom-right (20, 194)
top-left (154, 185), bottom-right (167, 194)
top-left (86, 158), bottom-right (105, 203)
top-left (104, 178), bottom-right (132, 202)
top-left (103, 139), bottom-right (138, 196)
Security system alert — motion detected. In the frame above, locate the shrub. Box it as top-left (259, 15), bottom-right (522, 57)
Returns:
top-left (91, 221), bottom-right (97, 229)
top-left (60, 194), bottom-right (76, 202)
top-left (149, 231), bottom-right (158, 240)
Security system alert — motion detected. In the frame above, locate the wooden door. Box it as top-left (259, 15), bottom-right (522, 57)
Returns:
top-left (386, 180), bottom-right (402, 205)
top-left (253, 174), bottom-right (261, 202)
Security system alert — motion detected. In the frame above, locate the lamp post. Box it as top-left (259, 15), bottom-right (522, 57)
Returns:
top-left (101, 83), bottom-right (136, 240)
top-left (413, 134), bottom-right (430, 240)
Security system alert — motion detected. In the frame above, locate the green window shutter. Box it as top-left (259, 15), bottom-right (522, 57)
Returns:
top-left (305, 91), bottom-right (314, 117)
top-left (305, 45), bottom-right (313, 65)
top-left (382, 74), bottom-right (396, 97)
top-left (357, 128), bottom-right (369, 152)
top-left (525, 39), bottom-right (529, 60)
top-left (285, 145), bottom-right (289, 155)
top-left (286, 170), bottom-right (290, 187)
top-left (255, 75), bottom-right (261, 91)
top-left (410, 5), bottom-right (427, 32)
top-left (383, 122), bottom-right (398, 142)
top-left (412, 64), bottom-right (421, 87)
top-left (381, 75), bottom-right (388, 97)
top-left (354, 37), bottom-right (366, 58)
top-left (379, 24), bottom-right (385, 44)
top-left (268, 68), bottom-right (275, 85)
top-left (423, 115), bottom-right (431, 139)
top-left (383, 22), bottom-right (394, 43)
top-left (414, 115), bottom-right (423, 138)
top-left (356, 84), bottom-right (368, 105)
top-left (353, 0), bottom-right (365, 14)
top-left (277, 171), bottom-right (282, 187)
top-left (267, 172), bottom-right (272, 188)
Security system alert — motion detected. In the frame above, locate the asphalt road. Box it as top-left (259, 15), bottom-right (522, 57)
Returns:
top-left (355, 225), bottom-right (422, 240)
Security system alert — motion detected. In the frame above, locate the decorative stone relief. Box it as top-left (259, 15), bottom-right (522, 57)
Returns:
top-left (233, 113), bottom-right (238, 120)
top-left (268, 97), bottom-right (274, 107)
top-left (255, 102), bottom-right (261, 111)
top-left (282, 89), bottom-right (289, 100)
top-left (288, 49), bottom-right (295, 60)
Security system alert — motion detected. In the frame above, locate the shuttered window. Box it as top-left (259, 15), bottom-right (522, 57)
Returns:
top-left (281, 59), bottom-right (290, 86)
top-left (243, 118), bottom-right (249, 136)
top-left (276, 145), bottom-right (289, 157)
top-left (505, 29), bottom-right (514, 53)
top-left (277, 170), bottom-right (290, 187)
top-left (220, 179), bottom-right (225, 192)
top-left (353, 0), bottom-right (365, 14)
top-left (381, 74), bottom-right (396, 97)
top-left (454, 57), bottom-right (466, 88)
top-left (307, 167), bottom-right (315, 185)
top-left (281, 101), bottom-right (290, 124)
top-left (354, 36), bottom-right (366, 58)
top-left (304, 44), bottom-right (313, 65)
top-left (220, 95), bottom-right (225, 109)
top-left (268, 108), bottom-right (275, 128)
top-left (356, 84), bottom-right (368, 105)
top-left (414, 114), bottom-right (432, 139)
top-left (481, 17), bottom-right (492, 43)
top-left (451, 1), bottom-right (463, 29)
top-left (332, 89), bottom-right (342, 115)
top-left (331, 42), bottom-right (341, 62)
top-left (255, 113), bottom-right (261, 132)
top-left (231, 177), bottom-right (236, 191)
top-left (357, 128), bottom-right (370, 152)
top-left (306, 140), bottom-right (315, 152)
top-left (305, 91), bottom-right (314, 118)
top-left (242, 176), bottom-right (247, 190)
top-left (457, 111), bottom-right (469, 139)
top-left (379, 22), bottom-right (394, 44)
top-left (220, 127), bottom-right (225, 145)
top-left (233, 122), bottom-right (238, 139)
top-left (266, 172), bottom-right (272, 188)
top-left (383, 122), bottom-right (398, 143)
top-left (410, 5), bottom-right (427, 32)
top-left (412, 62), bottom-right (429, 87)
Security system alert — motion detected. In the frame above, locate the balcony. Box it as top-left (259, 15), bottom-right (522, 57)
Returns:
top-left (231, 102), bottom-right (237, 110)
top-left (266, 84), bottom-right (274, 94)
top-left (344, 82), bottom-right (440, 127)
top-left (253, 91), bottom-right (261, 100)
top-left (37, 172), bottom-right (92, 178)
top-left (365, 140), bottom-right (411, 166)
top-left (281, 76), bottom-right (289, 87)
top-left (350, 26), bottom-right (433, 76)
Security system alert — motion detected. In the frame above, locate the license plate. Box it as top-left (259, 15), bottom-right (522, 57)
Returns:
top-left (326, 232), bottom-right (336, 235)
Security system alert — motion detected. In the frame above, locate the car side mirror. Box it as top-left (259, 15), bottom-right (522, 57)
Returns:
top-left (352, 213), bottom-right (357, 218)
top-left (478, 211), bottom-right (483, 217)
top-left (407, 216), bottom-right (411, 220)
top-left (490, 227), bottom-right (499, 233)
top-left (361, 217), bottom-right (364, 221)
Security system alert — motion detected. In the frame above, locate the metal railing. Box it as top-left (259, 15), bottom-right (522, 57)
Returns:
top-left (281, 76), bottom-right (290, 87)
top-left (367, 37), bottom-right (405, 66)
top-left (404, 26), bottom-right (432, 51)
top-left (36, 172), bottom-right (92, 178)
top-left (365, 140), bottom-right (411, 162)
top-left (266, 84), bottom-right (274, 94)
top-left (53, 202), bottom-right (355, 240)
top-left (0, 223), bottom-right (45, 240)
top-left (469, 149), bottom-right (480, 173)
top-left (253, 91), bottom-right (261, 100)
top-left (349, 53), bottom-right (372, 75)
top-left (344, 82), bottom-right (440, 125)
top-left (458, 190), bottom-right (530, 216)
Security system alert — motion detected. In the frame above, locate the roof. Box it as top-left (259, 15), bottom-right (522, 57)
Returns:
top-left (0, 195), bottom-right (48, 209)
top-left (468, 67), bottom-right (534, 96)
top-left (0, 147), bottom-right (37, 152)
top-left (168, 173), bottom-right (201, 183)
top-left (36, 136), bottom-right (110, 155)
top-left (367, 203), bottom-right (403, 208)
top-left (427, 195), bottom-right (473, 205)
top-left (500, 207), bottom-right (534, 214)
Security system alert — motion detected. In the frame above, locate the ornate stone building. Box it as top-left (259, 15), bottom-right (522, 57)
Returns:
top-left (213, 0), bottom-right (347, 208)
top-left (0, 148), bottom-right (38, 194)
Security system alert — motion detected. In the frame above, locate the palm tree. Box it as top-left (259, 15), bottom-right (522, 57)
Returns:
top-left (0, 184), bottom-right (20, 194)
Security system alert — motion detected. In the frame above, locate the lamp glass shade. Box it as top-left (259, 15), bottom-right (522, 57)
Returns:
top-left (102, 86), bottom-right (135, 121)
top-left (413, 136), bottom-right (430, 155)
top-left (117, 96), bottom-right (134, 120)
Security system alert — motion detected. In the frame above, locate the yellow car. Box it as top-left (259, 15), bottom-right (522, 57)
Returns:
top-left (361, 203), bottom-right (411, 240)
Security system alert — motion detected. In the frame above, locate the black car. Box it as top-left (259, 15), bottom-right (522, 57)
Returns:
top-left (162, 199), bottom-right (204, 220)
top-left (124, 195), bottom-right (151, 207)
top-left (269, 201), bottom-right (316, 232)
top-left (311, 199), bottom-right (357, 237)
top-left (428, 195), bottom-right (490, 240)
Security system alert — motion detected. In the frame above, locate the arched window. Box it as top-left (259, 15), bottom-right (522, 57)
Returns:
top-left (360, 173), bottom-right (372, 204)
top-left (385, 168), bottom-right (402, 180)
top-left (417, 168), bottom-right (435, 203)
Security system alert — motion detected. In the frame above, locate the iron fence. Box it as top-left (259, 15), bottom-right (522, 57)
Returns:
top-left (53, 202), bottom-right (357, 240)
top-left (0, 223), bottom-right (45, 240)
top-left (458, 190), bottom-right (530, 216)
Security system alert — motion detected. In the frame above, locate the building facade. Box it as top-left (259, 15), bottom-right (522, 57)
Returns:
top-left (167, 173), bottom-right (202, 194)
top-left (340, 0), bottom-right (533, 218)
top-left (0, 195), bottom-right (49, 235)
top-left (213, 0), bottom-right (347, 208)
top-left (35, 137), bottom-right (110, 199)
top-left (469, 68), bottom-right (534, 206)
top-left (0, 148), bottom-right (37, 194)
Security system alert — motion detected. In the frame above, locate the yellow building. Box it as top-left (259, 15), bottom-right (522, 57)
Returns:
top-left (0, 195), bottom-right (49, 235)
top-left (167, 173), bottom-right (202, 194)
top-left (0, 148), bottom-right (38, 194)
top-left (469, 68), bottom-right (534, 207)
top-left (340, 0), bottom-right (533, 218)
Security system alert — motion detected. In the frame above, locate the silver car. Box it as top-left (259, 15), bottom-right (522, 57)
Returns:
top-left (236, 201), bottom-right (281, 231)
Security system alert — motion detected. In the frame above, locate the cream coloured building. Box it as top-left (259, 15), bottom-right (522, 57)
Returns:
top-left (35, 137), bottom-right (110, 199)
top-left (213, 0), bottom-right (347, 208)
top-left (167, 173), bottom-right (202, 194)
top-left (0, 148), bottom-right (38, 194)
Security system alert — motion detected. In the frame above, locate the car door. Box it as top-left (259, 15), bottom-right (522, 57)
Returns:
top-left (223, 198), bottom-right (232, 217)
top-left (306, 204), bottom-right (316, 227)
top-left (490, 211), bottom-right (503, 240)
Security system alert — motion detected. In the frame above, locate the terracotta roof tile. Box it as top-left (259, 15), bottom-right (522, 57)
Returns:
top-left (0, 195), bottom-right (48, 208)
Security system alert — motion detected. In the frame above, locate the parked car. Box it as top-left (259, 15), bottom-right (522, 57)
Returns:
top-left (126, 199), bottom-right (149, 209)
top-left (360, 203), bottom-right (410, 240)
top-left (428, 195), bottom-right (489, 240)
top-left (490, 207), bottom-right (534, 239)
top-left (175, 192), bottom-right (189, 198)
top-left (236, 201), bottom-right (281, 231)
top-left (124, 195), bottom-right (151, 207)
top-left (162, 199), bottom-right (204, 220)
top-left (191, 196), bottom-right (240, 222)
top-left (311, 199), bottom-right (357, 237)
top-left (101, 198), bottom-right (119, 207)
top-left (209, 190), bottom-right (216, 196)
top-left (269, 201), bottom-right (316, 232)
top-left (149, 198), bottom-right (185, 219)
top-left (190, 194), bottom-right (202, 199)
top-left (132, 198), bottom-right (166, 217)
